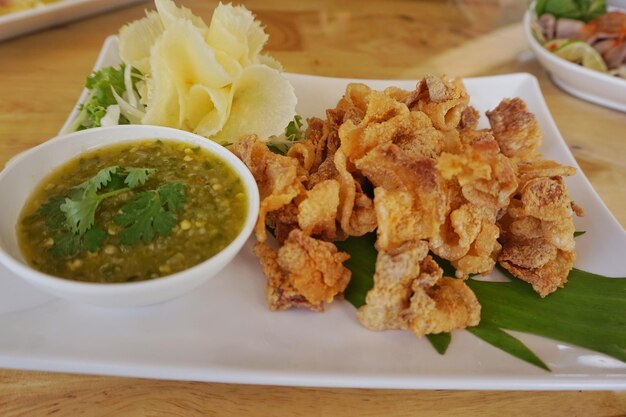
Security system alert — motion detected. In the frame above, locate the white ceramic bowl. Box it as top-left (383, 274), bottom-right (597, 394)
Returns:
top-left (523, 1), bottom-right (626, 112)
top-left (0, 125), bottom-right (259, 307)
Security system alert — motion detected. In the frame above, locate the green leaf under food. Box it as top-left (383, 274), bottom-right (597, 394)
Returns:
top-left (426, 333), bottom-right (452, 355)
top-left (468, 267), bottom-right (626, 365)
top-left (574, 230), bottom-right (586, 237)
top-left (335, 232), bottom-right (377, 308)
top-left (340, 232), bottom-right (626, 369)
top-left (467, 322), bottom-right (550, 371)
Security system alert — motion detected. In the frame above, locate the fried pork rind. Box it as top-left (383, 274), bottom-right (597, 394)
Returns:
top-left (497, 161), bottom-right (581, 297)
top-left (356, 144), bottom-right (446, 248)
top-left (486, 98), bottom-right (543, 161)
top-left (357, 241), bottom-right (481, 337)
top-left (277, 229), bottom-right (351, 308)
top-left (253, 242), bottom-right (322, 312)
top-left (230, 135), bottom-right (305, 242)
top-left (241, 75), bottom-right (581, 339)
top-left (297, 179), bottom-right (340, 239)
top-left (433, 131), bottom-right (517, 278)
top-left (357, 241), bottom-right (429, 331)
top-left (404, 75), bottom-right (470, 131)
top-left (405, 276), bottom-right (481, 337)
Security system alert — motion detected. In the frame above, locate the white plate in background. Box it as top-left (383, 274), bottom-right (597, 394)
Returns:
top-left (0, 0), bottom-right (147, 42)
top-left (523, 1), bottom-right (626, 112)
top-left (0, 36), bottom-right (625, 390)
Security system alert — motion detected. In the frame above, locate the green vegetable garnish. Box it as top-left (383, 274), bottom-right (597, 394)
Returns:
top-left (536, 0), bottom-right (606, 22)
top-left (69, 64), bottom-right (142, 131)
top-left (36, 166), bottom-right (167, 256)
top-left (114, 182), bottom-right (186, 246)
top-left (340, 232), bottom-right (626, 370)
top-left (267, 115), bottom-right (305, 154)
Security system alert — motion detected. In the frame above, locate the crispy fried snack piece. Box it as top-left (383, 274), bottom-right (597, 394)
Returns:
top-left (403, 75), bottom-right (470, 131)
top-left (357, 241), bottom-right (430, 330)
top-left (277, 229), bottom-right (351, 307)
top-left (253, 242), bottom-right (323, 312)
top-left (405, 276), bottom-right (481, 337)
top-left (486, 98), bottom-right (543, 161)
top-left (356, 144), bottom-right (446, 248)
top-left (357, 241), bottom-right (481, 337)
top-left (334, 149), bottom-right (378, 237)
top-left (497, 161), bottom-right (581, 297)
top-left (433, 131), bottom-right (517, 278)
top-left (297, 179), bottom-right (340, 239)
top-left (231, 135), bottom-right (305, 242)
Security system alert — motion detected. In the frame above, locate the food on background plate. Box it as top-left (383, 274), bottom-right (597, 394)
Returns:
top-left (233, 75), bottom-right (582, 339)
top-left (0, 0), bottom-right (59, 15)
top-left (532, 0), bottom-right (626, 77)
top-left (69, 0), bottom-right (297, 145)
top-left (18, 140), bottom-right (247, 283)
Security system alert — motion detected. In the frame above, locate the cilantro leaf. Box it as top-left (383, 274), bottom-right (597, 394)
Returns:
top-left (158, 182), bottom-right (186, 212)
top-left (83, 226), bottom-right (107, 252)
top-left (114, 183), bottom-right (185, 245)
top-left (37, 195), bottom-right (67, 231)
top-left (49, 232), bottom-right (82, 258)
top-left (60, 193), bottom-right (101, 236)
top-left (123, 167), bottom-right (156, 188)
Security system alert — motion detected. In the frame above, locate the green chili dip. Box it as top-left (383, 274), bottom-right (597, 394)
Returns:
top-left (18, 140), bottom-right (247, 283)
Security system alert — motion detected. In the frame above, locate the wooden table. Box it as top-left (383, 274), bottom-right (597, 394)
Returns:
top-left (0, 0), bottom-right (624, 415)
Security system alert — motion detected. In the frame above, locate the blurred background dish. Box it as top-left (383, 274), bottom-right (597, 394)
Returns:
top-left (524, 0), bottom-right (626, 111)
top-left (0, 0), bottom-right (147, 42)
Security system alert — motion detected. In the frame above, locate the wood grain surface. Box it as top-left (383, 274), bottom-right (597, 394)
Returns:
top-left (0, 0), bottom-right (624, 415)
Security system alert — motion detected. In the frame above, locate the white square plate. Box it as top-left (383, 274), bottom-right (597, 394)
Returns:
top-left (1, 36), bottom-right (625, 390)
top-left (0, 0), bottom-right (146, 42)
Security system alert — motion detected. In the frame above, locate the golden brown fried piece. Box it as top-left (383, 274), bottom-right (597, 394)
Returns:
top-left (356, 144), bottom-right (446, 248)
top-left (433, 131), bottom-right (517, 278)
top-left (231, 135), bottom-right (305, 242)
top-left (405, 276), bottom-right (481, 337)
top-left (497, 163), bottom-right (581, 297)
top-left (406, 75), bottom-right (470, 131)
top-left (253, 242), bottom-right (323, 312)
top-left (486, 98), bottom-right (542, 161)
top-left (334, 149), bottom-right (377, 237)
top-left (357, 240), bottom-right (481, 337)
top-left (297, 179), bottom-right (340, 239)
top-left (357, 241), bottom-right (429, 331)
top-left (277, 229), bottom-right (351, 307)
top-left (459, 106), bottom-right (480, 131)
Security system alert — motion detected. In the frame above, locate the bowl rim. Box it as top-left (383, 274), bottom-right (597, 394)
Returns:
top-left (523, 1), bottom-right (626, 87)
top-left (0, 124), bottom-right (260, 295)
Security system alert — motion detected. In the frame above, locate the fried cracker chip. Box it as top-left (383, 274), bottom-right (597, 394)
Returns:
top-left (500, 250), bottom-right (574, 297)
top-left (405, 276), bottom-right (481, 337)
top-left (333, 149), bottom-right (377, 236)
top-left (277, 230), bottom-right (351, 306)
top-left (356, 241), bottom-right (430, 330)
top-left (230, 135), bottom-right (305, 241)
top-left (254, 242), bottom-right (322, 312)
top-left (297, 179), bottom-right (340, 239)
top-left (486, 98), bottom-right (543, 161)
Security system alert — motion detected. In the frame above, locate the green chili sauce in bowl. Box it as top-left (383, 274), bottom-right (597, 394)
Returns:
top-left (0, 125), bottom-right (260, 307)
top-left (18, 140), bottom-right (248, 283)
